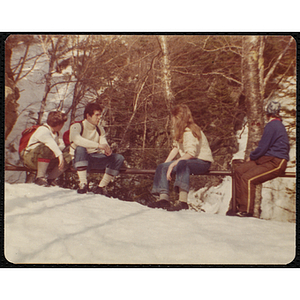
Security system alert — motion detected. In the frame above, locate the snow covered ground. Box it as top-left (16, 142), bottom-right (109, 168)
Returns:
top-left (4, 182), bottom-right (295, 265)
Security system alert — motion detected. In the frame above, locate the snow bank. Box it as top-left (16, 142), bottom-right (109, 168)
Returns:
top-left (4, 182), bottom-right (295, 265)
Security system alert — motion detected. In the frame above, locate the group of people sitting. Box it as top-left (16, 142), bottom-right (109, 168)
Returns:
top-left (20, 101), bottom-right (290, 215)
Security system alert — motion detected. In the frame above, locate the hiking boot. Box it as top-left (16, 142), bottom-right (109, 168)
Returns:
top-left (77, 183), bottom-right (88, 194)
top-left (34, 177), bottom-right (49, 187)
top-left (167, 201), bottom-right (189, 211)
top-left (236, 211), bottom-right (253, 218)
top-left (47, 179), bottom-right (57, 186)
top-left (148, 199), bottom-right (171, 209)
top-left (92, 186), bottom-right (112, 198)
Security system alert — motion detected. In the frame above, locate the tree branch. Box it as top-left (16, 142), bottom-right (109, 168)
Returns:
top-left (202, 72), bottom-right (242, 85)
top-left (263, 36), bottom-right (294, 88)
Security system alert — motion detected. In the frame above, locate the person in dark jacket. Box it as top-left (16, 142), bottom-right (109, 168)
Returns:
top-left (227, 100), bottom-right (290, 217)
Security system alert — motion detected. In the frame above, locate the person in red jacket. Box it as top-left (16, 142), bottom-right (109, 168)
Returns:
top-left (227, 100), bottom-right (290, 217)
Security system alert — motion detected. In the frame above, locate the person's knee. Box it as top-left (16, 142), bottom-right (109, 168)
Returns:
top-left (115, 153), bottom-right (125, 164)
top-left (159, 162), bottom-right (169, 172)
top-left (176, 160), bottom-right (188, 171)
top-left (74, 147), bottom-right (89, 169)
top-left (75, 146), bottom-right (87, 156)
top-left (36, 144), bottom-right (53, 159)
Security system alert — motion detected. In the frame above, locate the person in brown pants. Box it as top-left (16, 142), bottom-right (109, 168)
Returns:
top-left (227, 100), bottom-right (290, 217)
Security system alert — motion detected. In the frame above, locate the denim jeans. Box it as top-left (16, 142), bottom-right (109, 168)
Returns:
top-left (151, 158), bottom-right (211, 195)
top-left (73, 146), bottom-right (124, 176)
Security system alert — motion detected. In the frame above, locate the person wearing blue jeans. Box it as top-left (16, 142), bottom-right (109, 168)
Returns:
top-left (74, 146), bottom-right (124, 177)
top-left (69, 102), bottom-right (125, 195)
top-left (151, 104), bottom-right (214, 211)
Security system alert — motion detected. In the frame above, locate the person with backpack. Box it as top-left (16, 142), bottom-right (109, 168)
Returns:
top-left (69, 102), bottom-right (125, 195)
top-left (150, 104), bottom-right (214, 211)
top-left (226, 100), bottom-right (290, 217)
top-left (21, 111), bottom-right (71, 186)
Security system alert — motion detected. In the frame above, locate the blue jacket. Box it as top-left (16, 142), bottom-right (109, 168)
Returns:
top-left (250, 119), bottom-right (290, 161)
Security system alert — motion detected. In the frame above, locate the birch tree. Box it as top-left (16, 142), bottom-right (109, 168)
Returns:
top-left (242, 36), bottom-right (265, 158)
top-left (158, 35), bottom-right (174, 109)
top-left (242, 35), bottom-right (295, 217)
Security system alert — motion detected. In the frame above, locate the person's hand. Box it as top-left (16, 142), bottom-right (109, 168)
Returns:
top-left (58, 154), bottom-right (65, 170)
top-left (99, 144), bottom-right (112, 156)
top-left (246, 157), bottom-right (251, 162)
top-left (167, 161), bottom-right (177, 181)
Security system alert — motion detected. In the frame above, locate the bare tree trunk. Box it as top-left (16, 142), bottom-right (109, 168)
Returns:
top-left (37, 38), bottom-right (59, 124)
top-left (157, 36), bottom-right (175, 147)
top-left (242, 36), bottom-right (265, 157)
top-left (242, 36), bottom-right (265, 218)
top-left (158, 36), bottom-right (174, 109)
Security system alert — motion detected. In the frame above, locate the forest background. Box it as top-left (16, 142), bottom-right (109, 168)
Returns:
top-left (4, 34), bottom-right (297, 210)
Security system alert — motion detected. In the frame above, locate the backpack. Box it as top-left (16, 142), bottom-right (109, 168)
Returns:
top-left (63, 121), bottom-right (101, 147)
top-left (18, 125), bottom-right (41, 155)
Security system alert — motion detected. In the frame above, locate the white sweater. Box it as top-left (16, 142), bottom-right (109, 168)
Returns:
top-left (174, 128), bottom-right (214, 163)
top-left (69, 119), bottom-right (108, 157)
top-left (26, 124), bottom-right (63, 157)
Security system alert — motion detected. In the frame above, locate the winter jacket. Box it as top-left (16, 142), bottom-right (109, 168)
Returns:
top-left (69, 119), bottom-right (108, 158)
top-left (250, 118), bottom-right (290, 161)
top-left (174, 128), bottom-right (214, 163)
top-left (25, 124), bottom-right (63, 158)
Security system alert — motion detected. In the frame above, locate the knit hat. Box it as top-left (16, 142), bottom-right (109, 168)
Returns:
top-left (266, 100), bottom-right (281, 115)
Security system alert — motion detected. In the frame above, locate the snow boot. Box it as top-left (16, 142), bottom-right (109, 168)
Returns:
top-left (77, 183), bottom-right (88, 194)
top-left (167, 201), bottom-right (189, 211)
top-left (92, 186), bottom-right (112, 198)
top-left (47, 178), bottom-right (57, 186)
top-left (226, 209), bottom-right (237, 216)
top-left (148, 199), bottom-right (171, 209)
top-left (34, 177), bottom-right (49, 187)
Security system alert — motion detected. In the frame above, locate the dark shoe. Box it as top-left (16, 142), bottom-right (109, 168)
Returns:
top-left (47, 179), bottom-right (57, 186)
top-left (167, 201), bottom-right (189, 211)
top-left (77, 183), bottom-right (88, 194)
top-left (226, 209), bottom-right (237, 216)
top-left (34, 177), bottom-right (49, 187)
top-left (92, 186), bottom-right (112, 198)
top-left (236, 211), bottom-right (253, 218)
top-left (148, 199), bottom-right (171, 209)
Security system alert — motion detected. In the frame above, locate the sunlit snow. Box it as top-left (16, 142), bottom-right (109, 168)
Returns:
top-left (5, 182), bottom-right (295, 265)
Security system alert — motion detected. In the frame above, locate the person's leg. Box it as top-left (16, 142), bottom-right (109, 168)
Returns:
top-left (98, 174), bottom-right (114, 188)
top-left (74, 146), bottom-right (89, 193)
top-left (47, 150), bottom-right (72, 184)
top-left (239, 157), bottom-right (287, 215)
top-left (23, 144), bottom-right (54, 186)
top-left (179, 188), bottom-right (188, 202)
top-left (167, 159), bottom-right (210, 211)
top-left (173, 159), bottom-right (211, 192)
top-left (151, 161), bottom-right (173, 197)
top-left (88, 153), bottom-right (125, 196)
top-left (148, 162), bottom-right (174, 208)
top-left (233, 160), bottom-right (257, 214)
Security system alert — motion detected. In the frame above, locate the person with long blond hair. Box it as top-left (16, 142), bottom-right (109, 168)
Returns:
top-left (150, 104), bottom-right (214, 211)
